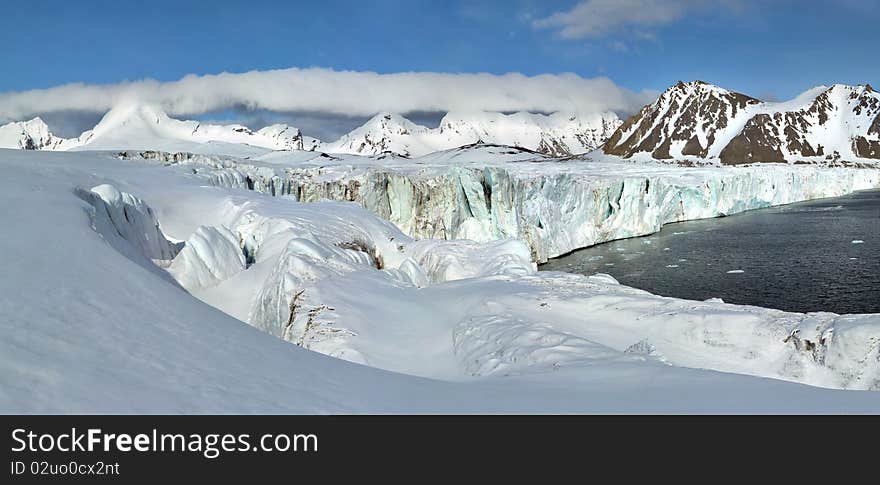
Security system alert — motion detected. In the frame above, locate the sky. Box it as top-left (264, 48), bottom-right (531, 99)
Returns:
top-left (1, 0), bottom-right (877, 137)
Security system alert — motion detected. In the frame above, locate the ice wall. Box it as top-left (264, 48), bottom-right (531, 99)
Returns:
top-left (302, 167), bottom-right (880, 263)
top-left (77, 184), bottom-right (180, 262)
top-left (124, 151), bottom-right (880, 263)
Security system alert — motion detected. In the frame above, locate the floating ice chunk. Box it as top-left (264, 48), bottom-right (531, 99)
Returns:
top-left (726, 269), bottom-right (745, 274)
top-left (663, 247), bottom-right (670, 251)
top-left (851, 240), bottom-right (864, 244)
top-left (666, 264), bottom-right (679, 268)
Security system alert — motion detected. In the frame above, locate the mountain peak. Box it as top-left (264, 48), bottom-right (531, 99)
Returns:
top-left (674, 79), bottom-right (709, 88)
top-left (105, 100), bottom-right (167, 117)
top-left (363, 112), bottom-right (422, 131)
top-left (91, 102), bottom-right (170, 134)
top-left (605, 80), bottom-right (759, 159)
top-left (670, 80), bottom-right (719, 92)
top-left (24, 116), bottom-right (47, 127)
top-left (0, 116), bottom-right (66, 150)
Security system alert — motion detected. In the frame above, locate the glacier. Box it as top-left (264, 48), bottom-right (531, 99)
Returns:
top-left (120, 147), bottom-right (880, 263)
top-left (2, 148), bottom-right (880, 414)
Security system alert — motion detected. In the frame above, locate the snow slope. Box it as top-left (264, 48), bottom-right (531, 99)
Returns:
top-left (2, 148), bottom-right (880, 414)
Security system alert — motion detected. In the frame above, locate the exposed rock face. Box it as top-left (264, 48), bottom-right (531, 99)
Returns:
top-left (868, 113), bottom-right (880, 137)
top-left (719, 114), bottom-right (786, 165)
top-left (604, 81), bottom-right (880, 164)
top-left (853, 137), bottom-right (880, 158)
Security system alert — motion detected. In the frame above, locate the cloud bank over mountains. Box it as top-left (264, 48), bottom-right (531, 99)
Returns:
top-left (0, 67), bottom-right (656, 123)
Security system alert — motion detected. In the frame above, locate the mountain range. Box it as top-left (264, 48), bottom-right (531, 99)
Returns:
top-left (2, 81), bottom-right (878, 164)
top-left (0, 103), bottom-right (621, 157)
top-left (603, 81), bottom-right (880, 164)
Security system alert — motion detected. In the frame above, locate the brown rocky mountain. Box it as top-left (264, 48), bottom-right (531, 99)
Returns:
top-left (603, 81), bottom-right (880, 165)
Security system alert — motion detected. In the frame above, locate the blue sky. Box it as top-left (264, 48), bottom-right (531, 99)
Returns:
top-left (0, 0), bottom-right (877, 135)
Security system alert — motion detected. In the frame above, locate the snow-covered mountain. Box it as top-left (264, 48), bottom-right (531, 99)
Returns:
top-left (254, 124), bottom-right (321, 151)
top-left (324, 111), bottom-right (622, 157)
top-left (438, 111), bottom-right (621, 157)
top-left (603, 80), bottom-right (880, 164)
top-left (12, 81), bottom-right (880, 163)
top-left (0, 117), bottom-right (70, 150)
top-left (58, 102), bottom-right (321, 153)
top-left (321, 112), bottom-right (434, 157)
top-left (0, 102), bottom-right (321, 154)
top-left (2, 103), bottom-right (620, 157)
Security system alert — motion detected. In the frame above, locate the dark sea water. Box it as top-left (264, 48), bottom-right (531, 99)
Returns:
top-left (541, 189), bottom-right (880, 314)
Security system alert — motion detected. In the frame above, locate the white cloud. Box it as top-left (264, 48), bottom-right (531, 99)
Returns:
top-left (533, 0), bottom-right (721, 39)
top-left (0, 67), bottom-right (655, 122)
top-left (609, 40), bottom-right (630, 53)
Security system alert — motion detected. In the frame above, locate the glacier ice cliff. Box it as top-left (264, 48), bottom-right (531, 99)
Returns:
top-left (123, 150), bottom-right (880, 263)
top-left (77, 183), bottom-right (180, 262)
